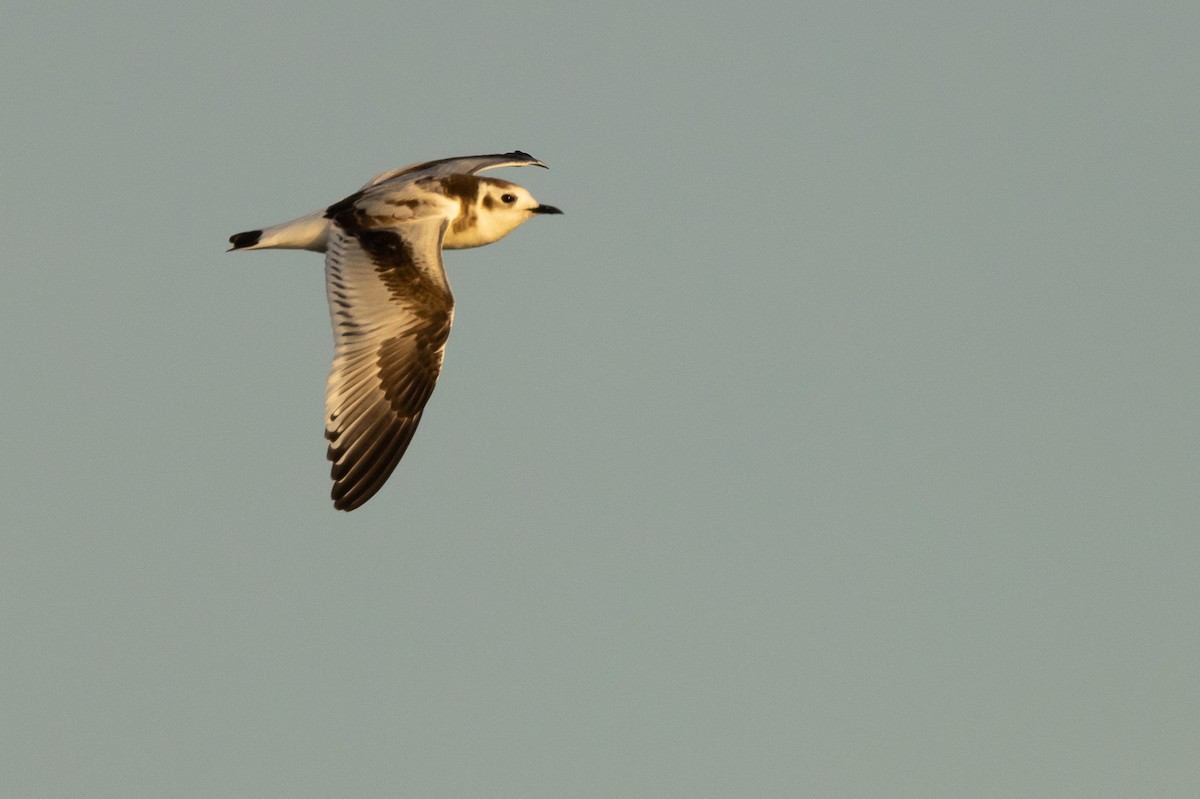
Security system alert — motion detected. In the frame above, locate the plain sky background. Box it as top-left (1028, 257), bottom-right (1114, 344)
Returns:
top-left (3, 1), bottom-right (1198, 796)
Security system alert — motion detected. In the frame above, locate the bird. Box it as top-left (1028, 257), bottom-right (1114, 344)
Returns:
top-left (228, 151), bottom-right (562, 511)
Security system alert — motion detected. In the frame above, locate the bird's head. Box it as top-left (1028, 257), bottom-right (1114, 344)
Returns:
top-left (443, 177), bottom-right (561, 249)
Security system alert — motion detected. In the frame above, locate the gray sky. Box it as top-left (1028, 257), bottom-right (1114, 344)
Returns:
top-left (3, 1), bottom-right (1199, 796)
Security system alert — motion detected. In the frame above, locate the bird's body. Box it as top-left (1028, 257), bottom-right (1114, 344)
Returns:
top-left (229, 151), bottom-right (561, 510)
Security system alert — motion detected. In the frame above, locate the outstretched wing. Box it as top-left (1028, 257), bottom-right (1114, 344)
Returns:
top-left (323, 205), bottom-right (454, 511)
top-left (360, 150), bottom-right (547, 190)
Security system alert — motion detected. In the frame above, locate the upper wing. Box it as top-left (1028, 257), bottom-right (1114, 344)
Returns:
top-left (323, 203), bottom-right (455, 511)
top-left (359, 150), bottom-right (547, 190)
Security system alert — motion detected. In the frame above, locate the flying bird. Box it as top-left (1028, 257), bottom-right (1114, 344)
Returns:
top-left (228, 151), bottom-right (562, 511)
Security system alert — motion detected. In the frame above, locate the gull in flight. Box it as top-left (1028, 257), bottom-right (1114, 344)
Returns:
top-left (228, 151), bottom-right (562, 511)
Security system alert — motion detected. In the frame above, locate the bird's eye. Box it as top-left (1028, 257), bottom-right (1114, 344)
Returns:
top-left (500, 193), bottom-right (516, 204)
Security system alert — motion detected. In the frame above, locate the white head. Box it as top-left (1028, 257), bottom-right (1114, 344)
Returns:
top-left (440, 176), bottom-right (562, 249)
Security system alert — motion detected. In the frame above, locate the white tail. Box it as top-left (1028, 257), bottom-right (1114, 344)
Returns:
top-left (228, 209), bottom-right (331, 252)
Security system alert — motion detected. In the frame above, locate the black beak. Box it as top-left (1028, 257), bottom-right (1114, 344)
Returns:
top-left (532, 204), bottom-right (563, 215)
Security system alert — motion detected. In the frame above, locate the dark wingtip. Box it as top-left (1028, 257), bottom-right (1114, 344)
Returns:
top-left (331, 484), bottom-right (371, 512)
top-left (507, 150), bottom-right (548, 168)
top-left (228, 230), bottom-right (262, 251)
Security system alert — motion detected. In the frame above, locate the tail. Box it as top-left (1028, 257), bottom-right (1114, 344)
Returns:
top-left (227, 209), bottom-right (330, 252)
top-left (228, 230), bottom-right (264, 250)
